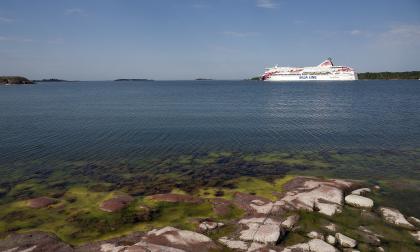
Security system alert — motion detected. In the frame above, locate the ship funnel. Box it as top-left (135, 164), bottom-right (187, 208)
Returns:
top-left (318, 58), bottom-right (333, 67)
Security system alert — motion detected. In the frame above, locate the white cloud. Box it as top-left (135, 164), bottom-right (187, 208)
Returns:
top-left (65, 8), bottom-right (86, 16)
top-left (379, 24), bottom-right (420, 46)
top-left (0, 16), bottom-right (13, 23)
top-left (256, 0), bottom-right (279, 9)
top-left (223, 31), bottom-right (259, 37)
top-left (350, 30), bottom-right (361, 35)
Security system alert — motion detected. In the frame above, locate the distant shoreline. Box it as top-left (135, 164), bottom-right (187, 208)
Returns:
top-left (114, 79), bottom-right (154, 82)
top-left (249, 71), bottom-right (420, 81)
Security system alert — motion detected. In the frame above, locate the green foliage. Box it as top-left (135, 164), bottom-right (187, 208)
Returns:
top-left (358, 71), bottom-right (420, 80)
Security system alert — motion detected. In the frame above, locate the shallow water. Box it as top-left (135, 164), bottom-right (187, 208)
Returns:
top-left (1, 80), bottom-right (420, 244)
top-left (1, 80), bottom-right (420, 163)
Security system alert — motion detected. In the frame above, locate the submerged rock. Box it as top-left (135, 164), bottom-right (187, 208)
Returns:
top-left (211, 198), bottom-right (233, 216)
top-left (149, 193), bottom-right (203, 203)
top-left (378, 207), bottom-right (416, 230)
top-left (99, 195), bottom-right (134, 213)
top-left (0, 231), bottom-right (73, 252)
top-left (344, 194), bottom-right (374, 209)
top-left (27, 197), bottom-right (57, 208)
top-left (335, 233), bottom-right (357, 248)
top-left (76, 232), bottom-right (144, 251)
top-left (233, 192), bottom-right (271, 213)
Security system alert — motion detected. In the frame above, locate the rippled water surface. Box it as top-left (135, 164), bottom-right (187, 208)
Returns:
top-left (1, 80), bottom-right (420, 162)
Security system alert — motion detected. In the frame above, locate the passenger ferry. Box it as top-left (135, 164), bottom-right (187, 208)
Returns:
top-left (261, 58), bottom-right (357, 81)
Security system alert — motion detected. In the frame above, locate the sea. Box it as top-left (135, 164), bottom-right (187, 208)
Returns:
top-left (1, 80), bottom-right (420, 162)
top-left (1, 80), bottom-right (420, 215)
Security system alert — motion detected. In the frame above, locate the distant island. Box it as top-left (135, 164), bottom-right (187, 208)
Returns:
top-left (195, 78), bottom-right (213, 81)
top-left (115, 79), bottom-right (154, 82)
top-left (33, 78), bottom-right (74, 83)
top-left (0, 76), bottom-right (33, 85)
top-left (358, 71), bottom-right (420, 80)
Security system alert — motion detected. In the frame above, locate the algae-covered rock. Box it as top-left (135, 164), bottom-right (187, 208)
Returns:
top-left (0, 231), bottom-right (73, 252)
top-left (27, 197), bottom-right (57, 208)
top-left (99, 195), bottom-right (134, 213)
top-left (211, 197), bottom-right (233, 216)
top-left (149, 193), bottom-right (203, 203)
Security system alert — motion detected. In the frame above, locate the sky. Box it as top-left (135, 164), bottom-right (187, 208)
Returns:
top-left (0, 0), bottom-right (420, 80)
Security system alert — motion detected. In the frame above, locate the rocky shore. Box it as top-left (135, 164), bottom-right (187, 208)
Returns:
top-left (0, 76), bottom-right (33, 85)
top-left (0, 176), bottom-right (419, 251)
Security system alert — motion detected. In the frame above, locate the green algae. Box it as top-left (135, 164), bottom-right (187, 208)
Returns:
top-left (197, 175), bottom-right (294, 201)
top-left (0, 149), bottom-right (419, 246)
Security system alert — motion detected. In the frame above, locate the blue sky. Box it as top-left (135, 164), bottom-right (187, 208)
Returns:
top-left (1, 0), bottom-right (419, 80)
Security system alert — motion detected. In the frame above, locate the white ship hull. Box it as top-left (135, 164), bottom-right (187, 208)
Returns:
top-left (261, 59), bottom-right (357, 82)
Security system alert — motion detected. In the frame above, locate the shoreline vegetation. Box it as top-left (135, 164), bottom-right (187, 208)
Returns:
top-left (32, 79), bottom-right (76, 83)
top-left (249, 71), bottom-right (420, 81)
top-left (0, 150), bottom-right (419, 251)
top-left (114, 79), bottom-right (154, 82)
top-left (2, 71), bottom-right (420, 85)
top-left (357, 71), bottom-right (420, 80)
